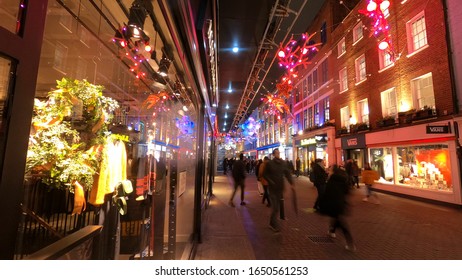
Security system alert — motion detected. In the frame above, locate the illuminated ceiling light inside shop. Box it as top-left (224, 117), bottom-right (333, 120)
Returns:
top-left (224, 113), bottom-right (228, 118)
top-left (158, 54), bottom-right (171, 77)
top-left (127, 0), bottom-right (152, 39)
top-left (232, 47), bottom-right (239, 53)
top-left (225, 104), bottom-right (229, 109)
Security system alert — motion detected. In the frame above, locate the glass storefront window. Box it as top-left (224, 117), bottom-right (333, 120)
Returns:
top-left (369, 144), bottom-right (452, 192)
top-left (0, 55), bottom-right (14, 171)
top-left (397, 144), bottom-right (452, 191)
top-left (369, 147), bottom-right (394, 182)
top-left (0, 0), bottom-right (25, 34)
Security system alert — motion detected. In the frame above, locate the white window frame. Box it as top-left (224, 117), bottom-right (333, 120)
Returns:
top-left (353, 22), bottom-right (364, 45)
top-left (339, 67), bottom-right (348, 93)
top-left (411, 72), bottom-right (435, 109)
top-left (378, 48), bottom-right (394, 71)
top-left (355, 54), bottom-right (367, 84)
top-left (337, 37), bottom-right (346, 58)
top-left (340, 106), bottom-right (350, 128)
top-left (380, 87), bottom-right (398, 117)
top-left (357, 99), bottom-right (370, 124)
top-left (406, 11), bottom-right (428, 56)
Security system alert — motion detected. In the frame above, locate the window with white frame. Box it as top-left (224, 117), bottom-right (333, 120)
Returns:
top-left (339, 67), bottom-right (348, 92)
top-left (54, 42), bottom-right (68, 73)
top-left (303, 109), bottom-right (308, 129)
top-left (411, 73), bottom-right (435, 109)
top-left (337, 37), bottom-right (346, 57)
top-left (324, 97), bottom-right (330, 122)
top-left (379, 49), bottom-right (394, 70)
top-left (308, 107), bottom-right (314, 128)
top-left (353, 22), bottom-right (364, 44)
top-left (340, 106), bottom-right (350, 128)
top-left (314, 103), bottom-right (320, 125)
top-left (407, 11), bottom-right (428, 54)
top-left (357, 99), bottom-right (370, 124)
top-left (380, 87), bottom-right (398, 117)
top-left (355, 54), bottom-right (366, 83)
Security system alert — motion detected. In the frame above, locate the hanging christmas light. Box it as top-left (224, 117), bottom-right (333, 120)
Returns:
top-left (359, 0), bottom-right (395, 60)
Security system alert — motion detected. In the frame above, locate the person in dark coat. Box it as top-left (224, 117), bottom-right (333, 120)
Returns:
top-left (229, 153), bottom-right (247, 207)
top-left (295, 157), bottom-right (301, 177)
top-left (263, 149), bottom-right (294, 232)
top-left (311, 159), bottom-right (328, 211)
top-left (322, 164), bottom-right (356, 251)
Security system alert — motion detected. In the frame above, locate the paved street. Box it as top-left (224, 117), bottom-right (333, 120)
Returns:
top-left (194, 173), bottom-right (462, 260)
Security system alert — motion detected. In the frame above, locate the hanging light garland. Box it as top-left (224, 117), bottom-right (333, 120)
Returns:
top-left (359, 0), bottom-right (395, 60)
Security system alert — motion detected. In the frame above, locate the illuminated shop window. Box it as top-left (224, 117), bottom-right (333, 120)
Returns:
top-left (369, 144), bottom-right (453, 192)
top-left (369, 147), bottom-right (394, 182)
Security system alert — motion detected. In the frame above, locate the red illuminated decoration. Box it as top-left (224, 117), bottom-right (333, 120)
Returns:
top-left (359, 0), bottom-right (395, 61)
top-left (277, 32), bottom-right (320, 74)
top-left (262, 94), bottom-right (294, 120)
top-left (263, 32), bottom-right (319, 121)
top-left (112, 25), bottom-right (153, 80)
top-left (142, 91), bottom-right (171, 111)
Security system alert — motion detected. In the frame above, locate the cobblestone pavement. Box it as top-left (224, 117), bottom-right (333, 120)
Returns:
top-left (194, 173), bottom-right (462, 260)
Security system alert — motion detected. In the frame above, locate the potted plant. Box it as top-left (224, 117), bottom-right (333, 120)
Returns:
top-left (338, 126), bottom-right (349, 135)
top-left (413, 106), bottom-right (437, 120)
top-left (376, 116), bottom-right (396, 127)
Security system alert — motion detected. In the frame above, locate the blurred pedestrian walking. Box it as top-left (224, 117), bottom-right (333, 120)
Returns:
top-left (229, 153), bottom-right (247, 207)
top-left (321, 164), bottom-right (356, 251)
top-left (310, 159), bottom-right (328, 211)
top-left (263, 149), bottom-right (295, 232)
top-left (361, 162), bottom-right (380, 204)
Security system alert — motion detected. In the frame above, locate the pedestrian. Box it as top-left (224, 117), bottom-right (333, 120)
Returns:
top-left (321, 164), bottom-right (356, 251)
top-left (295, 157), bottom-right (301, 177)
top-left (229, 153), bottom-right (247, 207)
top-left (255, 159), bottom-right (263, 196)
top-left (262, 148), bottom-right (295, 232)
top-left (361, 162), bottom-right (380, 204)
top-left (223, 157), bottom-right (228, 175)
top-left (352, 160), bottom-right (360, 188)
top-left (311, 159), bottom-right (328, 211)
top-left (258, 157), bottom-right (271, 207)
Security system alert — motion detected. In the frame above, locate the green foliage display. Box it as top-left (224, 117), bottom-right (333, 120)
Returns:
top-left (26, 78), bottom-right (119, 191)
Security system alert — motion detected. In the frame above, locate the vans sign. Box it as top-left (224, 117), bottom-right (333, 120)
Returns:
top-left (426, 125), bottom-right (449, 134)
top-left (341, 134), bottom-right (366, 149)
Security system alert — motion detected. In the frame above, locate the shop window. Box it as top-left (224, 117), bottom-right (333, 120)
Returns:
top-left (369, 147), bottom-right (394, 182)
top-left (380, 87), bottom-right (398, 117)
top-left (411, 73), bottom-right (435, 109)
top-left (0, 0), bottom-right (26, 34)
top-left (397, 145), bottom-right (452, 191)
top-left (337, 37), bottom-right (346, 57)
top-left (369, 145), bottom-right (453, 192)
top-left (406, 12), bottom-right (428, 55)
top-left (339, 67), bottom-right (348, 93)
top-left (53, 42), bottom-right (68, 74)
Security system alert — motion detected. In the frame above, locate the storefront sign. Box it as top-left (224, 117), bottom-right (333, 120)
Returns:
top-left (301, 138), bottom-right (316, 146)
top-left (341, 134), bottom-right (366, 149)
top-left (426, 125), bottom-right (449, 134)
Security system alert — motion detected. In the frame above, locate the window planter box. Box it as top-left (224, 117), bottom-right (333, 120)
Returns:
top-left (412, 108), bottom-right (437, 121)
top-left (376, 117), bottom-right (396, 128)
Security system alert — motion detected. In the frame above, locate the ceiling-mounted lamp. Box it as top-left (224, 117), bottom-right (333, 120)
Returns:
top-left (127, 0), bottom-right (152, 39)
top-left (158, 55), bottom-right (171, 77)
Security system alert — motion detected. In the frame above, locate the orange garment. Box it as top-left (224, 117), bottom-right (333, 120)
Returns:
top-left (258, 161), bottom-right (269, 185)
top-left (89, 138), bottom-right (127, 205)
top-left (361, 169), bottom-right (380, 185)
